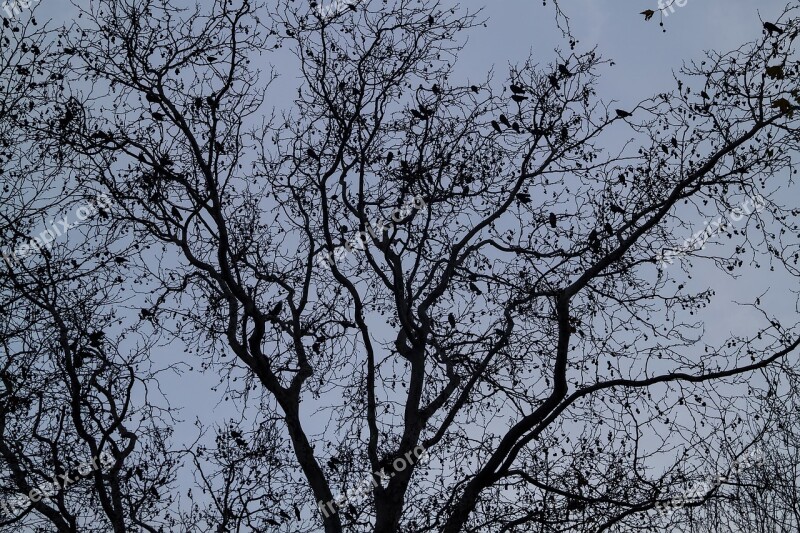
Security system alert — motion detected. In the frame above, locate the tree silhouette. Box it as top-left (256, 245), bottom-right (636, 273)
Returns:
top-left (0, 8), bottom-right (179, 532)
top-left (4, 0), bottom-right (800, 531)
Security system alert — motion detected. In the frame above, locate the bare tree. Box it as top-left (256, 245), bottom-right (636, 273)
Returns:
top-left (11, 0), bottom-right (800, 531)
top-left (0, 7), bottom-right (181, 532)
top-left (667, 367), bottom-right (800, 533)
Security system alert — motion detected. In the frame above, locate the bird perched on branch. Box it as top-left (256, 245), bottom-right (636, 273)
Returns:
top-left (88, 330), bottom-right (105, 348)
top-left (268, 301), bottom-right (283, 319)
top-left (764, 21), bottom-right (783, 35)
top-left (609, 203), bottom-right (624, 215)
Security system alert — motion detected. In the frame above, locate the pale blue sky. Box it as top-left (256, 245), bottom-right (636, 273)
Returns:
top-left (22, 0), bottom-right (798, 528)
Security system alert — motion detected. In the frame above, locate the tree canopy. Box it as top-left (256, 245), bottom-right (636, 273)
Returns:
top-left (2, 1), bottom-right (800, 531)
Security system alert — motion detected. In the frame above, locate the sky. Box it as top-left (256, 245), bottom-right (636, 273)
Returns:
top-left (16, 0), bottom-right (799, 528)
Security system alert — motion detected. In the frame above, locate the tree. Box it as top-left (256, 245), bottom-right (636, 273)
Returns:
top-left (0, 7), bottom-right (179, 532)
top-left (7, 0), bottom-right (800, 531)
top-left (667, 372), bottom-right (800, 533)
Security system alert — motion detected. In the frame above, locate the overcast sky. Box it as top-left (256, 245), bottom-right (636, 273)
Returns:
top-left (29, 0), bottom-right (798, 525)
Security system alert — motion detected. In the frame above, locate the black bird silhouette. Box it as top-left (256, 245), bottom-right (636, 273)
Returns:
top-left (206, 96), bottom-right (218, 110)
top-left (671, 137), bottom-right (678, 148)
top-left (604, 222), bottom-right (614, 235)
top-left (470, 85), bottom-right (479, 93)
top-left (700, 90), bottom-right (710, 100)
top-left (499, 114), bottom-right (510, 127)
top-left (88, 330), bottom-right (105, 348)
top-left (151, 111), bottom-right (165, 121)
top-left (387, 151), bottom-right (394, 164)
top-left (468, 282), bottom-right (482, 295)
top-left (766, 65), bottom-right (785, 79)
top-left (491, 120), bottom-right (502, 133)
top-left (418, 104), bottom-right (432, 117)
top-left (589, 229), bottom-right (598, 243)
top-left (618, 174), bottom-right (626, 185)
top-left (294, 504), bottom-right (301, 520)
top-left (432, 84), bottom-right (440, 94)
top-left (269, 301), bottom-right (283, 317)
top-left (410, 109), bottom-right (424, 120)
top-left (193, 96), bottom-right (203, 109)
top-left (615, 109), bottom-right (632, 118)
top-left (511, 122), bottom-right (521, 133)
top-left (171, 206), bottom-right (183, 220)
top-left (510, 83), bottom-right (525, 94)
top-left (548, 74), bottom-right (559, 88)
top-left (558, 64), bottom-right (571, 77)
top-left (661, 145), bottom-right (669, 155)
top-left (428, 14), bottom-right (434, 25)
top-left (549, 212), bottom-right (557, 228)
top-left (448, 313), bottom-right (456, 328)
top-left (511, 94), bottom-right (528, 103)
top-left (764, 22), bottom-right (783, 35)
top-left (91, 130), bottom-right (112, 142)
top-left (307, 148), bottom-right (319, 160)
top-left (609, 203), bottom-right (624, 214)
top-left (772, 97), bottom-right (793, 116)
top-left (516, 192), bottom-right (531, 204)
top-left (145, 91), bottom-right (161, 104)
top-left (59, 108), bottom-right (75, 129)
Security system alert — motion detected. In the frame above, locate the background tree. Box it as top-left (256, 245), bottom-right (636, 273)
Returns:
top-left (0, 7), bottom-right (180, 532)
top-left (11, 0), bottom-right (800, 531)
